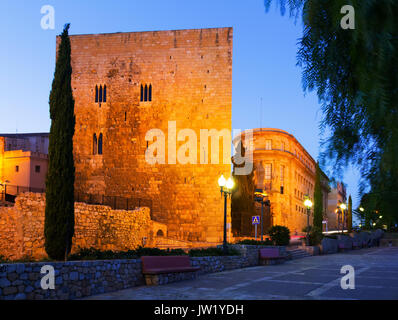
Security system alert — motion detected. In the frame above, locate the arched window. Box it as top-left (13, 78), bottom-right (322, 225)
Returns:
top-left (99, 85), bottom-right (103, 103)
top-left (98, 133), bottom-right (103, 155)
top-left (144, 84), bottom-right (148, 101)
top-left (156, 229), bottom-right (164, 237)
top-left (93, 134), bottom-right (97, 155)
top-left (140, 84), bottom-right (144, 102)
top-left (95, 85), bottom-right (98, 103)
top-left (149, 84), bottom-right (152, 101)
top-left (103, 85), bottom-right (107, 102)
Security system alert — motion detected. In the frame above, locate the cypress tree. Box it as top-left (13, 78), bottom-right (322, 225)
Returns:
top-left (347, 195), bottom-right (353, 232)
top-left (44, 24), bottom-right (75, 261)
top-left (313, 162), bottom-right (323, 231)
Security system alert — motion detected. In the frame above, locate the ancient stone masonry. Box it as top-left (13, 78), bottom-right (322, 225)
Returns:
top-left (62, 28), bottom-right (233, 243)
top-left (0, 193), bottom-right (155, 260)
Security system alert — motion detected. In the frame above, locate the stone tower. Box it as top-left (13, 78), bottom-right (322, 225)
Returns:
top-left (60, 28), bottom-right (233, 243)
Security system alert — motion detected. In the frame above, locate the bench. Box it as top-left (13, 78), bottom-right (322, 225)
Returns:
top-left (141, 256), bottom-right (200, 286)
top-left (258, 248), bottom-right (286, 265)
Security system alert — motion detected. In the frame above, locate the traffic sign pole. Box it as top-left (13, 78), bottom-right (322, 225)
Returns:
top-left (255, 224), bottom-right (257, 240)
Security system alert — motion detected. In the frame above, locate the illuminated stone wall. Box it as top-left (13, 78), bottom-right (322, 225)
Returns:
top-left (235, 128), bottom-right (330, 234)
top-left (65, 28), bottom-right (233, 242)
top-left (0, 193), bottom-right (154, 261)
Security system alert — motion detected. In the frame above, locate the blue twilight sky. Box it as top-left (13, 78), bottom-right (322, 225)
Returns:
top-left (0, 0), bottom-right (362, 209)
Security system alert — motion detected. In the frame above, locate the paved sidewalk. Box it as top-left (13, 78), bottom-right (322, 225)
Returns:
top-left (84, 247), bottom-right (398, 300)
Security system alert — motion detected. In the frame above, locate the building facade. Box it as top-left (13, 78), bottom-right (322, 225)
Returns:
top-left (0, 133), bottom-right (49, 154)
top-left (234, 128), bottom-right (330, 235)
top-left (64, 28), bottom-right (233, 243)
top-left (0, 136), bottom-right (48, 198)
top-left (326, 181), bottom-right (347, 231)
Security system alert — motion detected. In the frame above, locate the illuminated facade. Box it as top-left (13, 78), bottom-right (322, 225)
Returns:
top-left (235, 128), bottom-right (330, 234)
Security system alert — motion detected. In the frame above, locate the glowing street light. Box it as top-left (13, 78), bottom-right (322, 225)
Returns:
top-left (359, 207), bottom-right (364, 212)
top-left (218, 175), bottom-right (234, 253)
top-left (303, 196), bottom-right (313, 246)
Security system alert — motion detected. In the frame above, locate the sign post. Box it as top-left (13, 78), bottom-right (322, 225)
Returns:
top-left (252, 216), bottom-right (260, 240)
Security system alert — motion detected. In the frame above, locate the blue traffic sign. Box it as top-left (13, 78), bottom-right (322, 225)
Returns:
top-left (252, 216), bottom-right (260, 225)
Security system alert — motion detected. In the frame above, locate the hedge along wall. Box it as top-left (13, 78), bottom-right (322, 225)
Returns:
top-left (0, 245), bottom-right (287, 300)
top-left (0, 193), bottom-right (154, 261)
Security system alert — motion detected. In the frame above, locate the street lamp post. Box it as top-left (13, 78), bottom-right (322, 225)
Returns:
top-left (254, 189), bottom-right (269, 241)
top-left (340, 203), bottom-right (347, 234)
top-left (218, 175), bottom-right (234, 253)
top-left (304, 196), bottom-right (313, 246)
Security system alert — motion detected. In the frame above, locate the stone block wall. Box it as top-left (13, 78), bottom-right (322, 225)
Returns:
top-left (65, 28), bottom-right (233, 243)
top-left (0, 259), bottom-right (143, 300)
top-left (0, 193), bottom-right (154, 261)
top-left (0, 244), bottom-right (287, 300)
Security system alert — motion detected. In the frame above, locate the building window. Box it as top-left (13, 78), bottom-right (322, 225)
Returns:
top-left (98, 133), bottom-right (103, 155)
top-left (140, 85), bottom-right (144, 101)
top-left (35, 165), bottom-right (41, 173)
top-left (140, 83), bottom-right (153, 102)
top-left (15, 165), bottom-right (19, 172)
top-left (280, 186), bottom-right (284, 194)
top-left (280, 165), bottom-right (285, 185)
top-left (93, 134), bottom-right (97, 155)
top-left (264, 164), bottom-right (272, 180)
top-left (281, 142), bottom-right (285, 151)
top-left (265, 140), bottom-right (272, 150)
top-left (95, 85), bottom-right (107, 103)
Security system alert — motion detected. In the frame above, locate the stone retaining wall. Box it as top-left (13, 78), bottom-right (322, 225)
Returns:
top-left (0, 259), bottom-right (143, 300)
top-left (0, 193), bottom-right (154, 261)
top-left (0, 244), bottom-right (283, 300)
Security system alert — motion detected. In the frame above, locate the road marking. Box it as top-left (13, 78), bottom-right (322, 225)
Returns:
top-left (305, 266), bottom-right (370, 298)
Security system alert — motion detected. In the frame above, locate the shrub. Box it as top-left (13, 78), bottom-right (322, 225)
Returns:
top-left (188, 247), bottom-right (240, 257)
top-left (0, 255), bottom-right (8, 263)
top-left (236, 239), bottom-right (273, 246)
top-left (323, 235), bottom-right (337, 240)
top-left (308, 226), bottom-right (323, 246)
top-left (268, 225), bottom-right (290, 246)
top-left (68, 247), bottom-right (187, 261)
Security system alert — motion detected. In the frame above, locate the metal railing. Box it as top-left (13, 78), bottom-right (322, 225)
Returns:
top-left (1, 185), bottom-right (45, 203)
top-left (74, 193), bottom-right (153, 211)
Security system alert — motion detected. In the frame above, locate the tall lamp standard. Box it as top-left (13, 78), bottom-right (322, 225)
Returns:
top-left (254, 189), bottom-right (270, 241)
top-left (340, 203), bottom-right (347, 234)
top-left (218, 175), bottom-right (234, 253)
top-left (304, 197), bottom-right (313, 246)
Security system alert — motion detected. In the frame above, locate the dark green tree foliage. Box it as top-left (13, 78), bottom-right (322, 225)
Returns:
top-left (268, 225), bottom-right (290, 246)
top-left (347, 195), bottom-right (353, 232)
top-left (231, 142), bottom-right (255, 236)
top-left (313, 162), bottom-right (323, 231)
top-left (265, 0), bottom-right (398, 226)
top-left (45, 24), bottom-right (76, 260)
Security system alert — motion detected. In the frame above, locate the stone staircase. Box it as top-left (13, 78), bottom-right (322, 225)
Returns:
top-left (286, 247), bottom-right (312, 260)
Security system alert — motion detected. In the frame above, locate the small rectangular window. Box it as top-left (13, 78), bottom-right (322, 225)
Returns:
top-left (15, 165), bottom-right (19, 172)
top-left (264, 163), bottom-right (272, 180)
top-left (35, 165), bottom-right (41, 173)
top-left (265, 140), bottom-right (272, 150)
